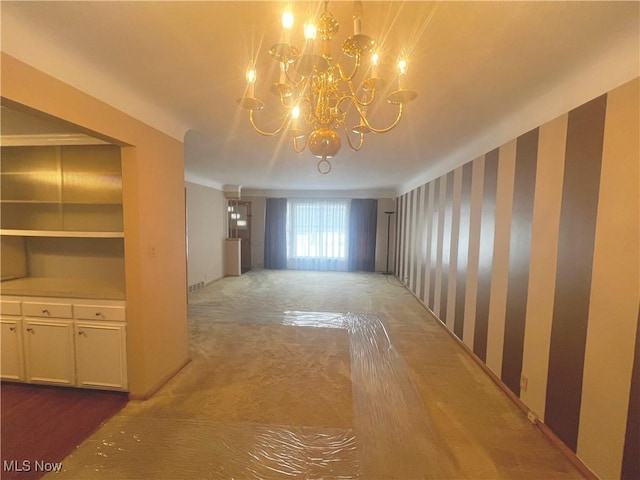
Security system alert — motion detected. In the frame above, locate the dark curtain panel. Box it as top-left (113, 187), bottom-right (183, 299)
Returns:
top-left (348, 199), bottom-right (378, 271)
top-left (264, 198), bottom-right (287, 269)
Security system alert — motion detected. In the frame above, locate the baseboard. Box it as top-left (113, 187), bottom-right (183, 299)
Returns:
top-left (399, 278), bottom-right (599, 480)
top-left (187, 275), bottom-right (227, 294)
top-left (128, 357), bottom-right (191, 401)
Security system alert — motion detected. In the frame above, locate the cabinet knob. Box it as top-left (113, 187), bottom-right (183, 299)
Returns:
top-left (9, 326), bottom-right (16, 332)
top-left (78, 330), bottom-right (87, 336)
top-left (95, 312), bottom-right (102, 317)
top-left (26, 327), bottom-right (34, 333)
top-left (42, 309), bottom-right (50, 315)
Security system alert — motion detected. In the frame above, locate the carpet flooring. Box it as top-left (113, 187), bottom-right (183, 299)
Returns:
top-left (1, 382), bottom-right (127, 480)
top-left (47, 270), bottom-right (584, 479)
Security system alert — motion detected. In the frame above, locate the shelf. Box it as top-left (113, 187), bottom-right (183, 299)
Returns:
top-left (1, 145), bottom-right (126, 301)
top-left (1, 200), bottom-right (122, 205)
top-left (0, 277), bottom-right (126, 300)
top-left (1, 200), bottom-right (60, 204)
top-left (1, 230), bottom-right (124, 238)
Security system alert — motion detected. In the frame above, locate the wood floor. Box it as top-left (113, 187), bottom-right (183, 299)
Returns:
top-left (0, 382), bottom-right (127, 480)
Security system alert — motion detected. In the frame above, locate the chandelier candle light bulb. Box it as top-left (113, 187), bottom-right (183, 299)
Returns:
top-left (246, 67), bottom-right (256, 98)
top-left (304, 19), bottom-right (317, 57)
top-left (398, 57), bottom-right (407, 90)
top-left (282, 8), bottom-right (294, 44)
top-left (304, 21), bottom-right (317, 40)
top-left (371, 52), bottom-right (379, 78)
top-left (236, 1), bottom-right (417, 174)
top-left (353, 1), bottom-right (363, 35)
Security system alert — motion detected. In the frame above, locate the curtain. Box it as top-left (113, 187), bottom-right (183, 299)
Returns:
top-left (348, 199), bottom-right (378, 271)
top-left (264, 198), bottom-right (287, 269)
top-left (286, 198), bottom-right (350, 271)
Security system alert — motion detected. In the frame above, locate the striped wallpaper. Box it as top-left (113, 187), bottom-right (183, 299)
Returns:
top-left (395, 77), bottom-right (639, 480)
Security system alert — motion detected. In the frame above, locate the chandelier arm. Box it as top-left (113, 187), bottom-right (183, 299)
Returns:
top-left (332, 105), bottom-right (347, 126)
top-left (340, 75), bottom-right (375, 108)
top-left (343, 124), bottom-right (365, 151)
top-left (279, 88), bottom-right (299, 108)
top-left (249, 110), bottom-right (290, 136)
top-left (361, 87), bottom-right (377, 107)
top-left (359, 103), bottom-right (406, 134)
top-left (336, 93), bottom-right (371, 112)
top-left (337, 58), bottom-right (360, 84)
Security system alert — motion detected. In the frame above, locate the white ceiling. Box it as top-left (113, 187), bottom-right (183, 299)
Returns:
top-left (2, 1), bottom-right (638, 195)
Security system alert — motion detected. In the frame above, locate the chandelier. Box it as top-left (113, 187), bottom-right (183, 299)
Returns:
top-left (236, 1), bottom-right (417, 174)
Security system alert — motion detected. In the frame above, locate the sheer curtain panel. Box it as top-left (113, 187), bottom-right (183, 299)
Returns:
top-left (286, 198), bottom-right (350, 271)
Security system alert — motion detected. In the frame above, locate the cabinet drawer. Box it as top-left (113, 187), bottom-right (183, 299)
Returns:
top-left (74, 304), bottom-right (125, 322)
top-left (0, 300), bottom-right (21, 316)
top-left (23, 302), bottom-right (73, 319)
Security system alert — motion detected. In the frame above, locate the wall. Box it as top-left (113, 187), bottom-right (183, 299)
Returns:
top-left (185, 182), bottom-right (226, 288)
top-left (1, 53), bottom-right (190, 399)
top-left (394, 77), bottom-right (639, 479)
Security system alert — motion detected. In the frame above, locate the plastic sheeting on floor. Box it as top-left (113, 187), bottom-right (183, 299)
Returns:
top-left (50, 312), bottom-right (456, 479)
top-left (56, 418), bottom-right (357, 479)
top-left (50, 293), bottom-right (580, 479)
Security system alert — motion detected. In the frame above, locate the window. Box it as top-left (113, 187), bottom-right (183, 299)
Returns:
top-left (286, 198), bottom-right (349, 271)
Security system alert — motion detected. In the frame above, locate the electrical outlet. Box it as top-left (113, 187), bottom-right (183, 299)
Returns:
top-left (520, 374), bottom-right (528, 391)
top-left (527, 411), bottom-right (538, 424)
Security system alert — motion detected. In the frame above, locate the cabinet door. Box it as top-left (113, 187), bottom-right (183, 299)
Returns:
top-left (23, 319), bottom-right (75, 385)
top-left (1, 318), bottom-right (25, 381)
top-left (75, 322), bottom-right (127, 390)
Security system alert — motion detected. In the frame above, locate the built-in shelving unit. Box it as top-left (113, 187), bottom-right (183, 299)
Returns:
top-left (0, 144), bottom-right (125, 299)
top-left (1, 143), bottom-right (128, 390)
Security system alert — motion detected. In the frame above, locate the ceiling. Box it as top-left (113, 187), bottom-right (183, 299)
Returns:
top-left (1, 1), bottom-right (638, 195)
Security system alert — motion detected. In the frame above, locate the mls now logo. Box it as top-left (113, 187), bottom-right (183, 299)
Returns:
top-left (3, 460), bottom-right (63, 473)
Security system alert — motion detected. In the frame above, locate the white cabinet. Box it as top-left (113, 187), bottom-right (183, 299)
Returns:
top-left (74, 304), bottom-right (126, 322)
top-left (23, 301), bottom-right (73, 319)
top-left (1, 299), bottom-right (24, 381)
top-left (23, 318), bottom-right (75, 386)
top-left (1, 317), bottom-right (25, 381)
top-left (0, 296), bottom-right (127, 391)
top-left (75, 321), bottom-right (127, 390)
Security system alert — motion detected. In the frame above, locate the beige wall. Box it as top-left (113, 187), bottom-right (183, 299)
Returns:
top-left (185, 182), bottom-right (226, 287)
top-left (1, 53), bottom-right (189, 399)
top-left (0, 237), bottom-right (27, 280)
